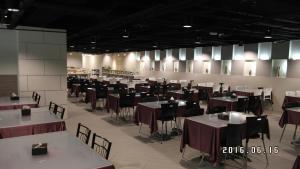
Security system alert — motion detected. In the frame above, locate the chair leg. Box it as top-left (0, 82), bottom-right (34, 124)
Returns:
top-left (293, 125), bottom-right (298, 140)
top-left (262, 135), bottom-right (269, 165)
top-left (139, 123), bottom-right (142, 134)
top-left (245, 141), bottom-right (248, 169)
top-left (161, 121), bottom-right (164, 144)
top-left (279, 125), bottom-right (287, 142)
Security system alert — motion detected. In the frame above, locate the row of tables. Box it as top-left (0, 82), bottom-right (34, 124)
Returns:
top-left (0, 96), bottom-right (115, 169)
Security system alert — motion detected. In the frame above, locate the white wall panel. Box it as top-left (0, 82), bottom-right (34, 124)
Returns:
top-left (44, 32), bottom-right (66, 45)
top-left (19, 59), bottom-right (44, 75)
top-left (44, 60), bottom-right (66, 75)
top-left (28, 76), bottom-right (61, 90)
top-left (19, 30), bottom-right (43, 43)
top-left (19, 76), bottom-right (28, 91)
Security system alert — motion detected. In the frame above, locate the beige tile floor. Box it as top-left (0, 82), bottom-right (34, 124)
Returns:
top-left (65, 97), bottom-right (299, 169)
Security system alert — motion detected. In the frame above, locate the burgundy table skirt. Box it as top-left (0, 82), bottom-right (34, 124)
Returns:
top-left (136, 86), bottom-right (150, 93)
top-left (86, 88), bottom-right (97, 110)
top-left (282, 96), bottom-right (300, 108)
top-left (167, 91), bottom-right (199, 102)
top-left (293, 155), bottom-right (300, 169)
top-left (235, 91), bottom-right (254, 97)
top-left (0, 103), bottom-right (38, 110)
top-left (0, 121), bottom-right (66, 139)
top-left (134, 104), bottom-right (186, 134)
top-left (107, 94), bottom-right (140, 114)
top-left (207, 99), bottom-right (237, 113)
top-left (279, 109), bottom-right (300, 128)
top-left (180, 118), bottom-right (224, 164)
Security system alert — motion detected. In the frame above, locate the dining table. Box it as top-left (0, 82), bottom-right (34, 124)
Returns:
top-left (0, 131), bottom-right (115, 169)
top-left (0, 96), bottom-right (38, 110)
top-left (134, 100), bottom-right (186, 134)
top-left (180, 112), bottom-right (254, 165)
top-left (0, 107), bottom-right (66, 139)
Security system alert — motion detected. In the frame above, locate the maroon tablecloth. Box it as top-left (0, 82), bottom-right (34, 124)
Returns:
top-left (180, 118), bottom-right (223, 164)
top-left (0, 121), bottom-right (66, 139)
top-left (279, 108), bottom-right (300, 128)
top-left (282, 96), bottom-right (300, 108)
top-left (134, 101), bottom-right (186, 134)
top-left (136, 86), bottom-right (150, 93)
top-left (207, 98), bottom-right (237, 113)
top-left (293, 155), bottom-right (300, 169)
top-left (0, 103), bottom-right (38, 110)
top-left (235, 91), bottom-right (254, 96)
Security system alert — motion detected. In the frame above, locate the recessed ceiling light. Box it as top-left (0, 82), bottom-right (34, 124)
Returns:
top-left (195, 41), bottom-right (201, 44)
top-left (4, 15), bottom-right (7, 18)
top-left (92, 47), bottom-right (95, 49)
top-left (153, 45), bottom-right (157, 48)
top-left (70, 45), bottom-right (74, 48)
top-left (183, 25), bottom-right (192, 28)
top-left (122, 35), bottom-right (129, 38)
top-left (91, 41), bottom-right (96, 44)
top-left (7, 8), bottom-right (19, 12)
top-left (264, 35), bottom-right (272, 39)
top-left (209, 32), bottom-right (218, 36)
top-left (106, 50), bottom-right (110, 52)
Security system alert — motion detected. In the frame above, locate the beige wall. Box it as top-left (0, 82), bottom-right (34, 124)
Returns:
top-left (67, 52), bottom-right (82, 68)
top-left (0, 29), bottom-right (18, 75)
top-left (18, 28), bottom-right (67, 109)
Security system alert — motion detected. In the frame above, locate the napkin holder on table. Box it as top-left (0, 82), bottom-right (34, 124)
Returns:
top-left (10, 93), bottom-right (19, 100)
top-left (218, 113), bottom-right (229, 120)
top-left (21, 106), bottom-right (31, 116)
top-left (230, 93), bottom-right (237, 98)
top-left (32, 143), bottom-right (48, 155)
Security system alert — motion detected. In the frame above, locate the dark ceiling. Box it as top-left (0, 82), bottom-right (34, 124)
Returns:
top-left (1, 0), bottom-right (300, 53)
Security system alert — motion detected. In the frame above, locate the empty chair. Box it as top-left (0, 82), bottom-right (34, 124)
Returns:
top-left (263, 88), bottom-right (273, 110)
top-left (183, 90), bottom-right (194, 101)
top-left (49, 101), bottom-right (55, 111)
top-left (245, 116), bottom-right (270, 165)
top-left (221, 124), bottom-right (246, 166)
top-left (184, 101), bottom-right (204, 117)
top-left (91, 133), bottom-right (112, 159)
top-left (119, 93), bottom-right (135, 118)
top-left (247, 96), bottom-right (263, 115)
top-left (54, 104), bottom-right (65, 119)
top-left (32, 91), bottom-right (36, 99)
top-left (35, 94), bottom-right (41, 105)
top-left (212, 91), bottom-right (223, 97)
top-left (158, 102), bottom-right (178, 143)
top-left (236, 97), bottom-right (249, 113)
top-left (76, 123), bottom-right (91, 144)
top-left (198, 88), bottom-right (209, 101)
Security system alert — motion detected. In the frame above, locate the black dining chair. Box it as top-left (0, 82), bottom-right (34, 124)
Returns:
top-left (183, 90), bottom-right (194, 102)
top-left (279, 102), bottom-right (300, 142)
top-left (158, 95), bottom-right (170, 101)
top-left (247, 96), bottom-right (262, 115)
top-left (32, 91), bottom-right (36, 99)
top-left (54, 104), bottom-right (65, 119)
top-left (221, 123), bottom-right (246, 166)
top-left (245, 116), bottom-right (270, 166)
top-left (184, 101), bottom-right (204, 117)
top-left (76, 123), bottom-right (91, 144)
top-left (49, 101), bottom-right (55, 111)
top-left (119, 93), bottom-right (135, 119)
top-left (198, 88), bottom-right (209, 101)
top-left (236, 97), bottom-right (249, 113)
top-left (212, 91), bottom-right (223, 97)
top-left (158, 102), bottom-right (178, 143)
top-left (210, 106), bottom-right (227, 114)
top-left (91, 133), bottom-right (112, 160)
top-left (96, 85), bottom-right (108, 108)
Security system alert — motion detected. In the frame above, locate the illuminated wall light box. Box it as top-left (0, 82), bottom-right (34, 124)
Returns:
top-left (194, 47), bottom-right (202, 61)
top-left (166, 49), bottom-right (173, 62)
top-left (258, 42), bottom-right (272, 60)
top-left (155, 50), bottom-right (160, 61)
top-left (289, 40), bottom-right (300, 60)
top-left (179, 48), bottom-right (186, 61)
top-left (233, 44), bottom-right (244, 60)
top-left (143, 51), bottom-right (150, 61)
top-left (212, 46), bottom-right (221, 60)
top-left (135, 52), bottom-right (141, 61)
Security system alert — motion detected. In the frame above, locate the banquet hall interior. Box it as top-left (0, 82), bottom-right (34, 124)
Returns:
top-left (1, 0), bottom-right (300, 169)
